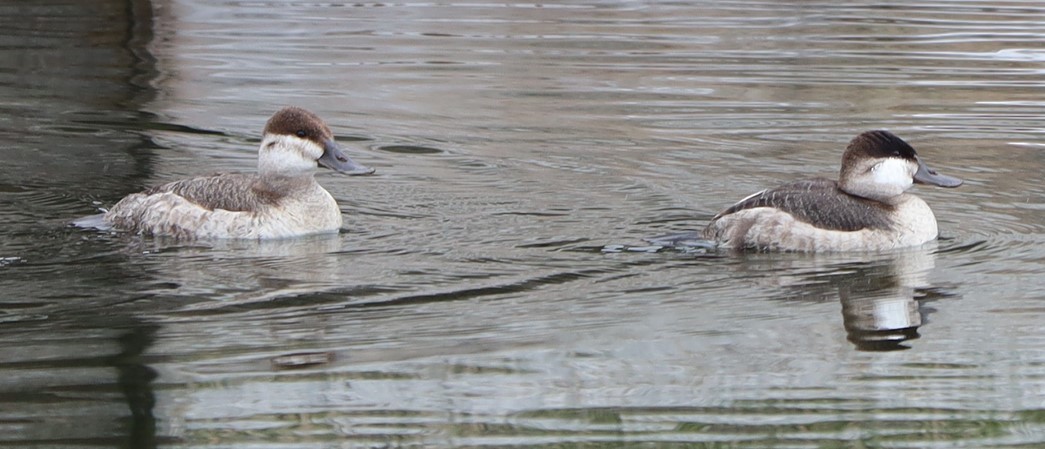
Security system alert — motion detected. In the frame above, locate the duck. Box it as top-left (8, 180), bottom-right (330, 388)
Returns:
top-left (104, 107), bottom-right (375, 239)
top-left (699, 130), bottom-right (962, 252)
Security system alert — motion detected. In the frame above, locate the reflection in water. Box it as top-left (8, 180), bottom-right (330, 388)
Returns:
top-left (0, 0), bottom-right (163, 447)
top-left (0, 320), bottom-right (161, 447)
top-left (133, 234), bottom-right (356, 309)
top-left (112, 325), bottom-right (159, 449)
top-left (652, 244), bottom-right (956, 351)
top-left (841, 286), bottom-right (924, 351)
top-left (833, 250), bottom-right (936, 351)
top-left (764, 246), bottom-right (957, 351)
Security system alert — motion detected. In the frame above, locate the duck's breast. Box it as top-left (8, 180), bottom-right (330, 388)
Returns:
top-left (885, 194), bottom-right (939, 247)
top-left (251, 184), bottom-right (344, 238)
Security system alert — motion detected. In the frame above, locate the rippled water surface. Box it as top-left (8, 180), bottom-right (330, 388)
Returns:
top-left (2, 0), bottom-right (1044, 447)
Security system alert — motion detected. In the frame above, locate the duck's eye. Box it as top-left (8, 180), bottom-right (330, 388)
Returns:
top-left (296, 130), bottom-right (307, 138)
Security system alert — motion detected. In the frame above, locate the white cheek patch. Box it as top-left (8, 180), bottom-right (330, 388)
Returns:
top-left (871, 158), bottom-right (914, 191)
top-left (258, 134), bottom-right (324, 174)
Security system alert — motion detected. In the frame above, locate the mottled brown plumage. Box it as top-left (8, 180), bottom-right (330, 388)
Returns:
top-left (142, 173), bottom-right (287, 212)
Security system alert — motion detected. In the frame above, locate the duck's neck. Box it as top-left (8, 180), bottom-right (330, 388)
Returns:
top-left (258, 173), bottom-right (319, 190)
top-left (249, 174), bottom-right (323, 207)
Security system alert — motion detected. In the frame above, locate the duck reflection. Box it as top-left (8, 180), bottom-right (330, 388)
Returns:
top-left (751, 245), bottom-right (956, 351)
top-left (832, 249), bottom-right (936, 351)
top-left (119, 233), bottom-right (372, 313)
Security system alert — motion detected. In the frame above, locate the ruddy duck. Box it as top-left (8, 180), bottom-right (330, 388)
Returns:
top-left (104, 107), bottom-right (375, 239)
top-left (701, 130), bottom-right (962, 252)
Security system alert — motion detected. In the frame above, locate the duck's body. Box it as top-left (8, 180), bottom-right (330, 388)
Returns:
top-left (104, 107), bottom-right (374, 239)
top-left (106, 173), bottom-right (345, 239)
top-left (701, 130), bottom-right (962, 252)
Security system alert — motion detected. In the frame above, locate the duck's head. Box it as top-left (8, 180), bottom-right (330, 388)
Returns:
top-left (257, 107), bottom-right (375, 177)
top-left (838, 130), bottom-right (962, 203)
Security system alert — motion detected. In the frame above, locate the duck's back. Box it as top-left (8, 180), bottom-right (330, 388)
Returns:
top-left (703, 178), bottom-right (902, 251)
top-left (145, 173), bottom-right (276, 211)
top-left (104, 173), bottom-right (341, 239)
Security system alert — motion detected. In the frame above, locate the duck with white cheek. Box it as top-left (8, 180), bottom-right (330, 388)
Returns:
top-left (700, 130), bottom-right (963, 252)
top-left (104, 107), bottom-right (375, 239)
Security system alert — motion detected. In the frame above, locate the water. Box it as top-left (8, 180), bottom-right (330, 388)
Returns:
top-left (1, 0), bottom-right (1044, 447)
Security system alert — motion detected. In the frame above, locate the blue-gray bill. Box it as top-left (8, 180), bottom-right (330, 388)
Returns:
top-left (320, 140), bottom-right (375, 175)
top-left (914, 157), bottom-right (961, 188)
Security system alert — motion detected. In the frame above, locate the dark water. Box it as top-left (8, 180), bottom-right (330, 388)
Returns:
top-left (2, 0), bottom-right (1044, 447)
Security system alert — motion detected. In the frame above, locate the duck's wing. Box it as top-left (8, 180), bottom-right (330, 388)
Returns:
top-left (146, 173), bottom-right (271, 212)
top-left (711, 178), bottom-right (893, 231)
